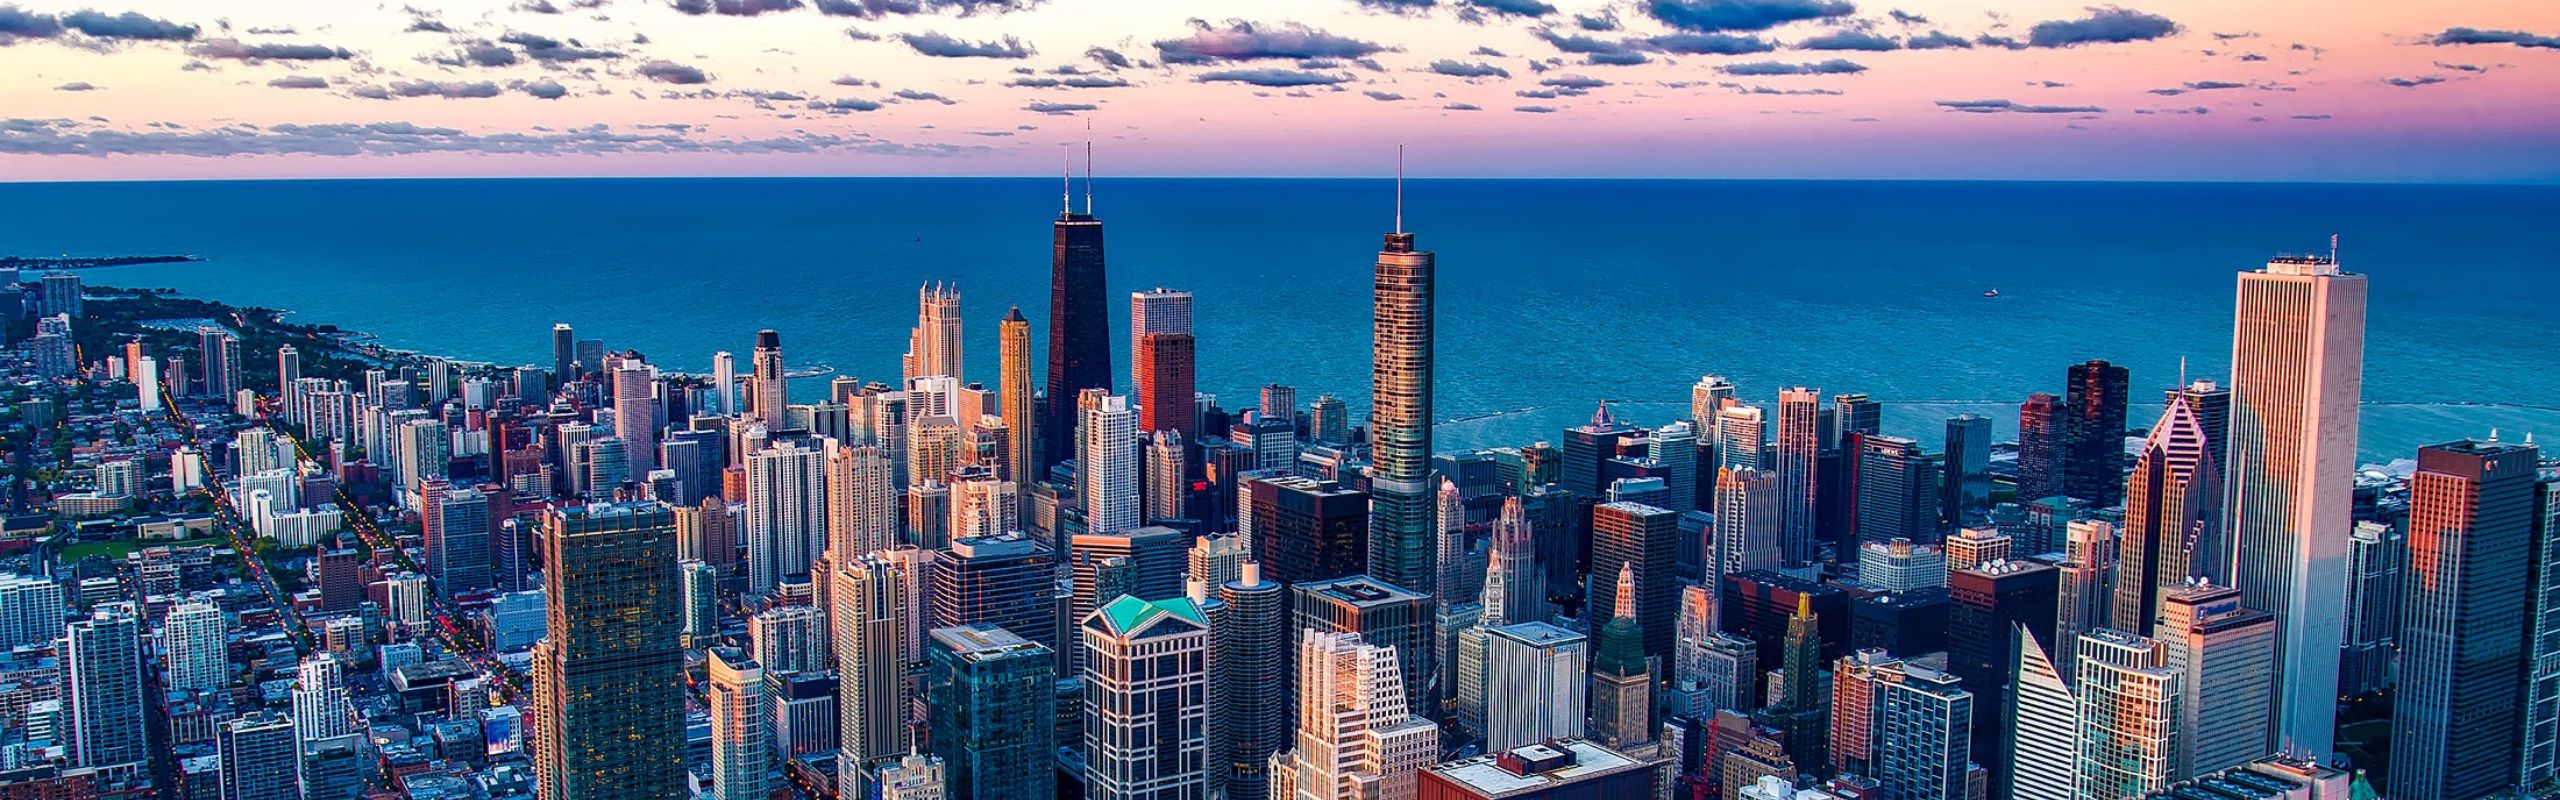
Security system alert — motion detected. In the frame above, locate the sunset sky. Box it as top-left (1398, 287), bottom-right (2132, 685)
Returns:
top-left (1, 0), bottom-right (2555, 182)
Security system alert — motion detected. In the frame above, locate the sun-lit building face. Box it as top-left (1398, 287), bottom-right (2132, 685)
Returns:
top-left (0, 0), bottom-right (2554, 181)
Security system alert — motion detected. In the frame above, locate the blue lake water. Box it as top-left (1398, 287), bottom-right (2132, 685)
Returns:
top-left (3, 177), bottom-right (2555, 463)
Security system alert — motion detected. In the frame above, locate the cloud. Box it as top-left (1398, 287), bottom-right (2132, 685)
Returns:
top-left (894, 88), bottom-right (957, 104)
top-left (1025, 100), bottom-right (1095, 114)
top-left (2426, 27), bottom-right (2560, 49)
top-left (2146, 79), bottom-right (2248, 95)
top-left (186, 38), bottom-right (354, 62)
top-left (1085, 46), bottom-right (1131, 69)
top-left (519, 77), bottom-right (569, 99)
top-left (1541, 74), bottom-right (1607, 89)
top-left (810, 97), bottom-right (884, 111)
top-left (671, 0), bottom-right (806, 16)
top-left (513, 0), bottom-right (565, 12)
top-left (2432, 61), bottom-right (2488, 73)
top-left (1467, 0), bottom-right (1557, 18)
top-left (500, 31), bottom-right (620, 61)
top-left (1007, 74), bottom-right (1133, 88)
top-left (2026, 7), bottom-right (2179, 48)
top-left (1513, 104), bottom-right (1558, 113)
top-left (1904, 30), bottom-right (1969, 49)
top-left (61, 10), bottom-right (196, 41)
top-left (1354, 0), bottom-right (1436, 14)
top-left (1428, 59), bottom-right (1510, 78)
top-left (404, 17), bottom-right (451, 34)
top-left (816, 0), bottom-right (1044, 16)
top-left (1362, 90), bottom-right (1406, 101)
top-left (1974, 33), bottom-right (2027, 49)
top-left (1196, 68), bottom-right (1348, 87)
top-left (1798, 29), bottom-right (1898, 51)
top-left (2289, 114), bottom-right (2330, 121)
top-left (1647, 32), bottom-right (1777, 54)
top-left (1443, 102), bottom-right (1481, 110)
top-left (734, 89), bottom-right (807, 101)
top-left (1888, 9), bottom-right (1926, 24)
top-left (0, 5), bottom-right (64, 45)
top-left (1646, 0), bottom-right (1856, 33)
top-left (362, 79), bottom-right (505, 100)
top-left (53, 81), bottom-right (98, 91)
top-left (2381, 75), bottom-right (2445, 88)
top-left (901, 31), bottom-right (1032, 58)
top-left (1153, 21), bottom-right (1385, 64)
top-left (438, 41), bottom-right (522, 67)
top-left (1575, 11), bottom-right (1618, 30)
top-left (1935, 98), bottom-right (2104, 114)
top-left (1718, 58), bottom-right (1865, 75)
top-left (637, 60), bottom-right (711, 84)
top-left (266, 75), bottom-right (329, 89)
top-left (0, 117), bottom-right (990, 158)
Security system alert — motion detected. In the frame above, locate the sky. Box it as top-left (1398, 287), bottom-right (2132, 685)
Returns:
top-left (0, 0), bottom-right (2555, 182)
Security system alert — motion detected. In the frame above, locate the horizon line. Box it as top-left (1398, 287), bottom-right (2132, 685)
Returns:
top-left (4, 174), bottom-right (2557, 188)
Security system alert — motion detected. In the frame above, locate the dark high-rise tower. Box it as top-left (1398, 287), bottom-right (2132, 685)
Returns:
top-left (2111, 395), bottom-right (2220, 636)
top-left (2017, 393), bottom-right (2064, 502)
top-left (2063, 359), bottom-right (2130, 506)
top-left (552, 323), bottom-right (576, 384)
top-left (2389, 437), bottom-right (2539, 800)
top-left (1042, 162), bottom-right (1111, 479)
top-left (533, 503), bottom-right (685, 800)
top-left (1367, 164), bottom-right (1436, 589)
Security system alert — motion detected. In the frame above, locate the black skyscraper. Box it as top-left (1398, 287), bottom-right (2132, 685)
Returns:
top-left (2062, 359), bottom-right (2129, 507)
top-left (1042, 201), bottom-right (1111, 477)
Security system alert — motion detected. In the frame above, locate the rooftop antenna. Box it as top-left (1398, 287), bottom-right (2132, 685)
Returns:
top-left (1060, 146), bottom-right (1070, 215)
top-left (2178, 356), bottom-right (2187, 388)
top-left (1082, 118), bottom-right (1093, 216)
top-left (2329, 233), bottom-right (2339, 264)
top-left (1394, 144), bottom-right (1404, 235)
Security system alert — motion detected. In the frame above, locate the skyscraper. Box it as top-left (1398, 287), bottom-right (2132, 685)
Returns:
top-left (2112, 395), bottom-right (2221, 636)
top-left (827, 443), bottom-right (895, 559)
top-left (2053, 519), bottom-right (2115, 666)
top-left (1219, 564), bottom-right (1289, 800)
top-left (1943, 414), bottom-right (1992, 525)
top-left (2156, 582), bottom-right (2274, 780)
top-left (745, 440), bottom-right (827, 596)
top-left (906, 282), bottom-right (964, 383)
top-left (2226, 253), bottom-right (2364, 757)
top-left (1144, 430), bottom-right (1187, 524)
top-left (2017, 393), bottom-right (2064, 502)
top-left (427, 486), bottom-right (493, 595)
top-left (1717, 404), bottom-right (1767, 474)
top-left (552, 322), bottom-right (576, 380)
top-left (67, 608), bottom-right (144, 768)
top-left (2390, 438), bottom-right (2540, 800)
top-left (1295, 575), bottom-right (1434, 718)
top-left (932, 532), bottom-right (1060, 656)
top-left (1368, 221), bottom-right (1436, 591)
top-left (1755, 594), bottom-right (1828, 774)
top-left (614, 361), bottom-right (660, 475)
top-left (832, 552), bottom-right (913, 799)
top-left (1485, 496), bottom-right (1544, 627)
top-left (2073, 629), bottom-right (2178, 800)
top-left (1081, 595), bottom-right (1210, 800)
top-left (928, 624), bottom-right (1057, 800)
top-left (1483, 621), bottom-right (1589, 751)
top-left (1871, 660), bottom-right (1975, 800)
top-left (751, 329), bottom-right (787, 431)
top-left (1136, 332), bottom-right (1197, 446)
top-left (706, 647), bottom-right (774, 800)
top-left (293, 653), bottom-right (357, 741)
top-left (2006, 624), bottom-right (2076, 800)
top-left (162, 601), bottom-right (228, 695)
top-left (532, 503), bottom-right (685, 800)
top-left (199, 326), bottom-right (241, 399)
top-left (1248, 475), bottom-right (1369, 586)
top-left (1776, 387), bottom-right (1821, 563)
top-left (218, 712), bottom-right (301, 800)
top-left (1853, 434), bottom-right (1942, 546)
top-left (1947, 559), bottom-right (2057, 794)
top-left (1044, 186), bottom-right (1112, 478)
top-left (1271, 630), bottom-right (1438, 800)
top-left (1081, 393), bottom-right (1141, 534)
top-left (1590, 501), bottom-right (1679, 662)
top-left (2341, 520), bottom-right (2403, 697)
top-left (1000, 307), bottom-right (1038, 485)
top-left (2062, 359), bottom-right (2130, 507)
top-left (1588, 564), bottom-right (1654, 749)
top-left (713, 350), bottom-right (737, 416)
top-left (2523, 476), bottom-right (2560, 790)
top-left (1711, 466), bottom-right (1783, 599)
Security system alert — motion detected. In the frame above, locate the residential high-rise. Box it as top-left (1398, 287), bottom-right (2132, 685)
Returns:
top-left (1776, 387), bottom-right (1821, 563)
top-left (552, 322), bottom-right (576, 380)
top-left (2226, 253), bottom-right (2364, 757)
top-left (745, 440), bottom-right (827, 596)
top-left (1145, 430), bottom-right (1187, 524)
top-left (1082, 595), bottom-right (1210, 800)
top-left (2390, 438), bottom-right (2540, 800)
top-left (2053, 519), bottom-right (2115, 667)
top-left (706, 647), bottom-right (773, 800)
top-left (1717, 403), bottom-right (1766, 475)
top-left (1044, 189), bottom-right (1112, 479)
top-left (2524, 475), bottom-right (2560, 790)
top-left (1367, 222), bottom-right (1436, 591)
top-left (928, 624), bottom-right (1057, 800)
top-left (1588, 564), bottom-right (1654, 749)
top-left (932, 532), bottom-right (1059, 656)
top-left (532, 503), bottom-right (685, 800)
top-left (1000, 307), bottom-right (1038, 485)
top-left (1872, 660), bottom-right (1975, 800)
top-left (1590, 501), bottom-right (1679, 662)
top-left (1271, 630), bottom-right (1438, 800)
top-left (2156, 582), bottom-right (2275, 780)
top-left (752, 329), bottom-right (787, 431)
top-left (163, 601), bottom-right (228, 695)
top-left (2062, 359), bottom-right (2130, 507)
top-left (427, 486), bottom-right (493, 596)
top-left (1130, 285), bottom-right (1192, 372)
top-left (293, 653), bottom-right (357, 741)
top-left (2341, 520), bottom-right (2403, 697)
top-left (1294, 575), bottom-right (1434, 718)
top-left (614, 361), bottom-right (660, 475)
top-left (832, 552), bottom-right (913, 799)
top-left (1261, 383), bottom-right (1298, 426)
top-left (67, 608), bottom-right (145, 768)
top-left (199, 326), bottom-right (241, 399)
top-left (827, 443), bottom-right (895, 559)
top-left (1248, 475), bottom-right (1369, 586)
top-left (1483, 621), bottom-right (1589, 751)
top-left (681, 560), bottom-right (719, 648)
top-left (1943, 414), bottom-right (1992, 525)
top-left (1309, 394), bottom-right (1349, 443)
top-left (1220, 563), bottom-right (1289, 800)
top-left (2017, 393), bottom-right (2064, 502)
top-left (1712, 466), bottom-right (1784, 594)
top-left (906, 282), bottom-right (965, 383)
top-left (1081, 393), bottom-right (1141, 534)
top-left (713, 350), bottom-right (737, 416)
top-left (218, 712), bottom-right (301, 800)
top-left (2073, 629), bottom-right (2178, 800)
top-left (2112, 395), bottom-right (2221, 636)
top-left (751, 604), bottom-right (829, 675)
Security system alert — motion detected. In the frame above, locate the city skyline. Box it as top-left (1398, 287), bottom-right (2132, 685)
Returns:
top-left (0, 0), bottom-right (2551, 182)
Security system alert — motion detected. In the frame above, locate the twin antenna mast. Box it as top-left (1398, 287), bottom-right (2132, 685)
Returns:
top-left (1062, 119), bottom-right (1095, 216)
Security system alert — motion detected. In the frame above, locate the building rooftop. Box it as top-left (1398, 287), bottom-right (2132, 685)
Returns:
top-left (1296, 575), bottom-right (1425, 607)
top-left (1426, 739), bottom-right (1642, 797)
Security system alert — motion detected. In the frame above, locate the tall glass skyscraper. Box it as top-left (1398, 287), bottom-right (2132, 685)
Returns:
top-left (2225, 254), bottom-right (2364, 758)
top-left (531, 503), bottom-right (684, 800)
top-left (1043, 194), bottom-right (1111, 478)
top-left (928, 624), bottom-right (1058, 800)
top-left (2389, 438), bottom-right (2540, 800)
top-left (1367, 224), bottom-right (1436, 590)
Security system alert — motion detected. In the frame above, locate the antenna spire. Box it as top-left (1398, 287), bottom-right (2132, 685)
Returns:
top-left (2178, 356), bottom-right (2187, 388)
top-left (1394, 144), bottom-right (1404, 234)
top-left (1060, 146), bottom-right (1070, 215)
top-left (1083, 118), bottom-right (1094, 216)
top-left (2329, 232), bottom-right (2339, 265)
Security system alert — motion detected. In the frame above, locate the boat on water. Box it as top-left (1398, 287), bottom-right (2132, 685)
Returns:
top-left (1982, 288), bottom-right (2000, 298)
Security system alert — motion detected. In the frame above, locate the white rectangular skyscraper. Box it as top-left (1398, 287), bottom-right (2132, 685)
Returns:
top-left (2224, 254), bottom-right (2364, 758)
